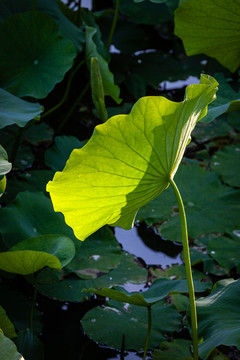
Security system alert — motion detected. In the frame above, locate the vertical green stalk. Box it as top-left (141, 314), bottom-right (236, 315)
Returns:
top-left (106, 0), bottom-right (120, 50)
top-left (29, 273), bottom-right (38, 331)
top-left (169, 178), bottom-right (198, 360)
top-left (143, 306), bottom-right (152, 360)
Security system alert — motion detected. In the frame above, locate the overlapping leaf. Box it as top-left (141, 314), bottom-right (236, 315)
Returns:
top-left (47, 74), bottom-right (218, 240)
top-left (0, 332), bottom-right (24, 360)
top-left (174, 0), bottom-right (240, 72)
top-left (196, 279), bottom-right (240, 359)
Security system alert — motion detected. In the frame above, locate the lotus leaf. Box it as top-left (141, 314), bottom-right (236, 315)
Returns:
top-left (0, 89), bottom-right (43, 129)
top-left (47, 74), bottom-right (218, 240)
top-left (0, 11), bottom-right (76, 98)
top-left (0, 332), bottom-right (24, 360)
top-left (196, 279), bottom-right (240, 359)
top-left (81, 299), bottom-right (182, 350)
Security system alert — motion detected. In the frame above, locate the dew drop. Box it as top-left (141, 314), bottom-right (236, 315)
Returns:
top-left (91, 318), bottom-right (96, 323)
top-left (33, 59), bottom-right (39, 65)
top-left (187, 201), bottom-right (194, 207)
top-left (90, 255), bottom-right (100, 261)
top-left (109, 277), bottom-right (112, 280)
top-left (213, 162), bottom-right (220, 166)
top-left (33, 227), bottom-right (37, 233)
top-left (210, 250), bottom-right (215, 255)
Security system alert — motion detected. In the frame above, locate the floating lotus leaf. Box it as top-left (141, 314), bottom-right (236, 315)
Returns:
top-left (152, 339), bottom-right (192, 360)
top-left (175, 0), bottom-right (240, 72)
top-left (0, 11), bottom-right (76, 98)
top-left (211, 144), bottom-right (240, 187)
top-left (81, 299), bottom-right (181, 351)
top-left (47, 75), bottom-right (218, 240)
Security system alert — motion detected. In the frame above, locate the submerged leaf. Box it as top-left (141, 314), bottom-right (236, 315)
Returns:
top-left (47, 74), bottom-right (218, 240)
top-left (174, 0), bottom-right (240, 72)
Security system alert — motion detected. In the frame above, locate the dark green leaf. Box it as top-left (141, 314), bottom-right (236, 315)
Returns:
top-left (0, 88), bottom-right (43, 129)
top-left (44, 136), bottom-right (84, 172)
top-left (196, 279), bottom-right (240, 359)
top-left (16, 329), bottom-right (44, 360)
top-left (211, 144), bottom-right (240, 187)
top-left (0, 11), bottom-right (76, 98)
top-left (152, 339), bottom-right (192, 360)
top-left (81, 299), bottom-right (181, 350)
top-left (65, 227), bottom-right (122, 279)
top-left (0, 0), bottom-right (84, 52)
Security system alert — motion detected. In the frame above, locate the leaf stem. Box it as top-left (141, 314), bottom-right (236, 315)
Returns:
top-left (143, 306), bottom-right (152, 360)
top-left (29, 273), bottom-right (38, 331)
top-left (169, 178), bottom-right (198, 360)
top-left (106, 0), bottom-right (120, 50)
top-left (41, 60), bottom-right (85, 119)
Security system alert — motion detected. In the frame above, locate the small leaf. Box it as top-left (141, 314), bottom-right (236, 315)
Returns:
top-left (0, 145), bottom-right (11, 176)
top-left (47, 74), bottom-right (218, 240)
top-left (0, 332), bottom-right (24, 360)
top-left (196, 278), bottom-right (240, 359)
top-left (174, 0), bottom-right (240, 72)
top-left (0, 88), bottom-right (43, 129)
top-left (0, 305), bottom-right (17, 339)
top-left (0, 11), bottom-right (76, 98)
top-left (0, 235), bottom-right (75, 275)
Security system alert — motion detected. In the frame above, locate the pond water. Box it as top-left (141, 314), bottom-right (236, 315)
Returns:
top-left (114, 226), bottom-right (183, 268)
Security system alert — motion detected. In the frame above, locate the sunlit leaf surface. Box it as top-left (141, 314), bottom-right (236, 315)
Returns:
top-left (175, 0), bottom-right (240, 72)
top-left (0, 332), bottom-right (24, 360)
top-left (47, 75), bottom-right (218, 240)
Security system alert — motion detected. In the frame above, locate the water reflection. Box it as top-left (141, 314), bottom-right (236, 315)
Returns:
top-left (114, 225), bottom-right (182, 268)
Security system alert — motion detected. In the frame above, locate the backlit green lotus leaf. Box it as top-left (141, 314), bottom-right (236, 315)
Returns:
top-left (174, 0), bottom-right (240, 72)
top-left (211, 144), bottom-right (240, 187)
top-left (0, 235), bottom-right (75, 275)
top-left (47, 74), bottom-right (218, 240)
top-left (0, 11), bottom-right (76, 99)
top-left (196, 278), bottom-right (240, 359)
top-left (0, 332), bottom-right (24, 360)
top-left (0, 89), bottom-right (43, 129)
